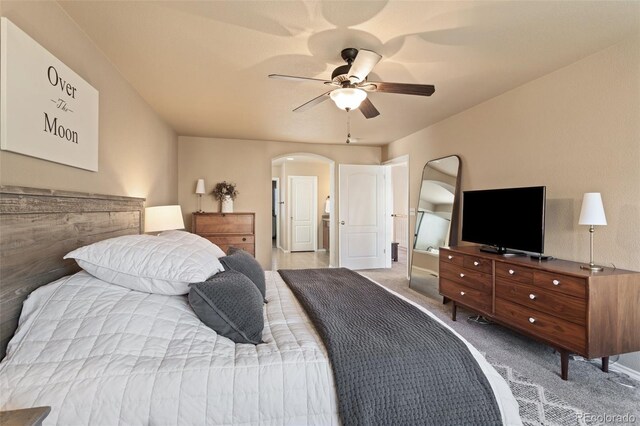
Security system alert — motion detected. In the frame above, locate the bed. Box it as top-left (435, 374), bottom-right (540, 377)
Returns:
top-left (0, 187), bottom-right (522, 425)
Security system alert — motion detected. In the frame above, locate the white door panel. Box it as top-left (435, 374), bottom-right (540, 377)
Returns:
top-left (289, 176), bottom-right (317, 252)
top-left (339, 165), bottom-right (387, 269)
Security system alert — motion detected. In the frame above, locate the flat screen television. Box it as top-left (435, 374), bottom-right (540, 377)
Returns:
top-left (461, 186), bottom-right (546, 255)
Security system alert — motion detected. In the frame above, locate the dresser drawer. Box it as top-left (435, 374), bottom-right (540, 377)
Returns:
top-left (533, 271), bottom-right (586, 299)
top-left (440, 279), bottom-right (492, 314)
top-left (440, 261), bottom-right (492, 292)
top-left (462, 255), bottom-right (492, 274)
top-left (495, 262), bottom-right (533, 284)
top-left (495, 298), bottom-right (586, 353)
top-left (194, 213), bottom-right (254, 234)
top-left (495, 278), bottom-right (586, 325)
top-left (205, 236), bottom-right (255, 256)
top-left (440, 249), bottom-right (464, 267)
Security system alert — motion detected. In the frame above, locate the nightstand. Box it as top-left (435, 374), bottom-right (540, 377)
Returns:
top-left (0, 407), bottom-right (51, 426)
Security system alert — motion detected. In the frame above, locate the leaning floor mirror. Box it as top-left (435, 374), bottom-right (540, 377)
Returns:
top-left (409, 155), bottom-right (461, 301)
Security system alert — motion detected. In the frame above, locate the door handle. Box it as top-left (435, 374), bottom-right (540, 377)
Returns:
top-left (340, 221), bottom-right (345, 225)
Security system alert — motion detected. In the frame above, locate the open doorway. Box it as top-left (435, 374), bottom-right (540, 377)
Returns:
top-left (271, 154), bottom-right (335, 270)
top-left (386, 156), bottom-right (410, 279)
top-left (272, 178), bottom-right (279, 248)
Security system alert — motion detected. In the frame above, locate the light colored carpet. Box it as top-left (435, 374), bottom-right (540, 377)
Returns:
top-left (357, 267), bottom-right (640, 424)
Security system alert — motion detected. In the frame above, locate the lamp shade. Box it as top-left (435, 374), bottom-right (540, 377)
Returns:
top-left (578, 193), bottom-right (607, 226)
top-left (324, 197), bottom-right (330, 214)
top-left (330, 88), bottom-right (367, 110)
top-left (145, 205), bottom-right (185, 233)
top-left (195, 179), bottom-right (206, 194)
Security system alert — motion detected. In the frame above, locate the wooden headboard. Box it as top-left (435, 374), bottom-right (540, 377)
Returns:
top-left (0, 186), bottom-right (145, 358)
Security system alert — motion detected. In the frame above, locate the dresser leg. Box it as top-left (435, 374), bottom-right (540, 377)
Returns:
top-left (602, 356), bottom-right (609, 373)
top-left (560, 351), bottom-right (569, 380)
top-left (452, 302), bottom-right (457, 321)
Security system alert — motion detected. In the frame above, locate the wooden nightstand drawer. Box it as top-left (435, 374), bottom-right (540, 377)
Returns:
top-left (193, 213), bottom-right (256, 257)
top-left (205, 236), bottom-right (255, 255)
top-left (0, 407), bottom-right (51, 426)
top-left (440, 249), bottom-right (464, 267)
top-left (496, 278), bottom-right (586, 325)
top-left (440, 278), bottom-right (492, 314)
top-left (440, 261), bottom-right (492, 292)
top-left (533, 271), bottom-right (586, 299)
top-left (495, 262), bottom-right (533, 284)
top-left (193, 213), bottom-right (254, 234)
top-left (496, 298), bottom-right (586, 353)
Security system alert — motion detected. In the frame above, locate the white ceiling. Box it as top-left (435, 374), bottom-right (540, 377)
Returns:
top-left (59, 1), bottom-right (640, 146)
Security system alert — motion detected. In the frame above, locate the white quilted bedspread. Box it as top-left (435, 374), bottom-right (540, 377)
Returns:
top-left (0, 271), bottom-right (339, 425)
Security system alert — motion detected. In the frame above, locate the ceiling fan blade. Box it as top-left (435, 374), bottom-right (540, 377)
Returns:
top-left (366, 81), bottom-right (435, 96)
top-left (348, 49), bottom-right (382, 83)
top-left (359, 97), bottom-right (380, 119)
top-left (293, 91), bottom-right (332, 112)
top-left (269, 74), bottom-right (331, 84)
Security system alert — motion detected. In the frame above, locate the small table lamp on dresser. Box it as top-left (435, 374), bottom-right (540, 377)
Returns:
top-left (578, 192), bottom-right (607, 272)
top-left (195, 179), bottom-right (206, 213)
top-left (145, 205), bottom-right (185, 234)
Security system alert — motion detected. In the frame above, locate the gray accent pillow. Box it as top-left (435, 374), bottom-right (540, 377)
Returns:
top-left (220, 249), bottom-right (266, 299)
top-left (189, 270), bottom-right (264, 344)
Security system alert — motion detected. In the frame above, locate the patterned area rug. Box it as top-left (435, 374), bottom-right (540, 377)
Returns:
top-left (488, 359), bottom-right (594, 426)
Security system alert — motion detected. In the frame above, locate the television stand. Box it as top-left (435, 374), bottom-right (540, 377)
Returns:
top-left (530, 254), bottom-right (551, 261)
top-left (479, 245), bottom-right (525, 257)
top-left (439, 246), bottom-right (640, 380)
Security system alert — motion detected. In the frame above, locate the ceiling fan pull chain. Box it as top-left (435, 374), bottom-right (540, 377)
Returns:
top-left (346, 109), bottom-right (351, 143)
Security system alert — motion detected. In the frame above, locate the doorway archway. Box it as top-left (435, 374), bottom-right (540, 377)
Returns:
top-left (271, 153), bottom-right (336, 268)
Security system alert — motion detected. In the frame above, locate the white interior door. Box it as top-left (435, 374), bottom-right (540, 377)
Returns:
top-left (339, 164), bottom-right (387, 269)
top-left (289, 176), bottom-right (317, 252)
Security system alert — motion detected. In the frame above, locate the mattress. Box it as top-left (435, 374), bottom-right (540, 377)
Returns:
top-left (0, 270), bottom-right (521, 425)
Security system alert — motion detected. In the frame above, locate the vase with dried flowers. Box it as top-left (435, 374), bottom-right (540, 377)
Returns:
top-left (212, 181), bottom-right (239, 213)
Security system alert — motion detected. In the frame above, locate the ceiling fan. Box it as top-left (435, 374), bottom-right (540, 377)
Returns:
top-left (269, 47), bottom-right (435, 119)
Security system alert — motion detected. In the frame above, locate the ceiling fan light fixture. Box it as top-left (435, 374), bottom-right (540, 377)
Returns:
top-left (330, 88), bottom-right (367, 110)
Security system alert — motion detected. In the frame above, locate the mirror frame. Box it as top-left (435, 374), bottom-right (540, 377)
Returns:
top-left (409, 155), bottom-right (462, 299)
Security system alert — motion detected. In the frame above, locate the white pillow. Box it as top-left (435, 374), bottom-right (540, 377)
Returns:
top-left (157, 230), bottom-right (226, 258)
top-left (64, 234), bottom-right (224, 295)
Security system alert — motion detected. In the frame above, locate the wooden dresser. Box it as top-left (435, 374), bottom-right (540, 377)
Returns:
top-left (439, 246), bottom-right (640, 380)
top-left (192, 213), bottom-right (255, 256)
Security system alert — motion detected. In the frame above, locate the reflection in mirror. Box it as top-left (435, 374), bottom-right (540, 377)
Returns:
top-left (409, 155), bottom-right (461, 301)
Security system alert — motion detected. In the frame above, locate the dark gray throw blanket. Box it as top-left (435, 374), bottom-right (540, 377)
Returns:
top-left (278, 268), bottom-right (503, 426)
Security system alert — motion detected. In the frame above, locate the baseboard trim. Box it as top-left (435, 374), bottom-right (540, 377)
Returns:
top-left (609, 362), bottom-right (640, 382)
top-left (316, 249), bottom-right (327, 252)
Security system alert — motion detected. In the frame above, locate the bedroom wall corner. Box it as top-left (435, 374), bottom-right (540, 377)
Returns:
top-left (382, 36), bottom-right (640, 373)
top-left (0, 1), bottom-right (179, 206)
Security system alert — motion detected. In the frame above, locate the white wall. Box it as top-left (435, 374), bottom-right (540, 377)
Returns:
top-left (384, 37), bottom-right (640, 372)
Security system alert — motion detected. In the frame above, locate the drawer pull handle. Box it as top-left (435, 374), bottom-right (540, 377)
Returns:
top-left (552, 279), bottom-right (560, 286)
top-left (448, 255), bottom-right (453, 260)
top-left (474, 261), bottom-right (480, 266)
top-left (529, 294), bottom-right (537, 300)
top-left (529, 317), bottom-right (536, 324)
top-left (242, 237), bottom-right (247, 242)
top-left (459, 273), bottom-right (465, 278)
top-left (460, 291), bottom-right (465, 296)
top-left (508, 269), bottom-right (515, 275)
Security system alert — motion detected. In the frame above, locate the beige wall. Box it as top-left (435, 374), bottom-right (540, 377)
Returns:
top-left (276, 161), bottom-right (330, 252)
top-left (178, 136), bottom-right (381, 269)
top-left (384, 37), bottom-right (640, 372)
top-left (0, 2), bottom-right (178, 206)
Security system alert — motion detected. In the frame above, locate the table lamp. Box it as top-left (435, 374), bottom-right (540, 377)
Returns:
top-left (145, 205), bottom-right (185, 234)
top-left (578, 193), bottom-right (607, 272)
top-left (195, 179), bottom-right (206, 213)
